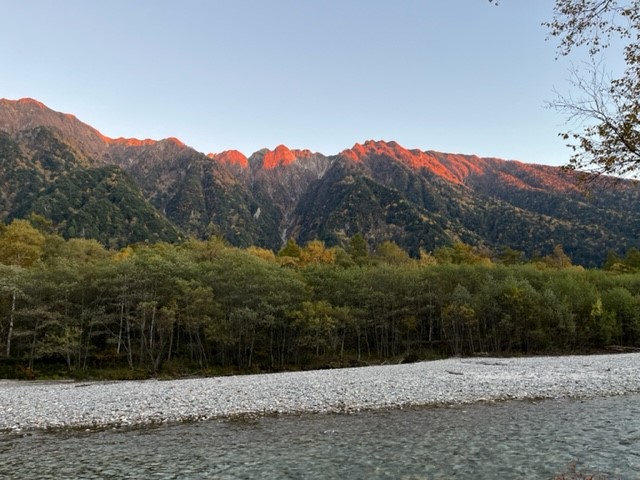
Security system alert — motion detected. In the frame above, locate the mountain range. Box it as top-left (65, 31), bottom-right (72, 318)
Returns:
top-left (1, 97), bottom-right (639, 266)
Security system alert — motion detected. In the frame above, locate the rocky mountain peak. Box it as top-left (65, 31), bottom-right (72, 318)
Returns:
top-left (108, 137), bottom-right (158, 148)
top-left (3, 97), bottom-right (639, 266)
top-left (262, 144), bottom-right (298, 169)
top-left (208, 150), bottom-right (249, 169)
top-left (163, 137), bottom-right (186, 148)
top-left (103, 135), bottom-right (187, 151)
top-left (0, 97), bottom-right (110, 160)
top-left (339, 140), bottom-right (472, 184)
top-left (15, 97), bottom-right (48, 109)
top-left (0, 98), bottom-right (191, 163)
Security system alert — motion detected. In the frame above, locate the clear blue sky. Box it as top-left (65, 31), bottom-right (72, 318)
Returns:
top-left (0, 1), bottom-right (590, 165)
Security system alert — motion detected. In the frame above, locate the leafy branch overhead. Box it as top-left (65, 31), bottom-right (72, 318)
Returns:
top-left (546, 1), bottom-right (640, 176)
top-left (490, 1), bottom-right (640, 176)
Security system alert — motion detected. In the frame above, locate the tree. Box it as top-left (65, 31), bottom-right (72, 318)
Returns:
top-left (603, 249), bottom-right (623, 270)
top-left (348, 233), bottom-right (369, 261)
top-left (373, 241), bottom-right (412, 265)
top-left (499, 246), bottom-right (526, 265)
top-left (278, 238), bottom-right (301, 258)
top-left (623, 247), bottom-right (640, 271)
top-left (602, 286), bottom-right (640, 345)
top-left (0, 219), bottom-right (46, 267)
top-left (299, 240), bottom-right (336, 267)
top-left (291, 301), bottom-right (338, 358)
top-left (434, 242), bottom-right (491, 265)
top-left (245, 246), bottom-right (277, 262)
top-left (441, 284), bottom-right (477, 355)
top-left (277, 238), bottom-right (301, 267)
top-left (545, 1), bottom-right (640, 176)
top-left (185, 236), bottom-right (229, 263)
top-left (0, 264), bottom-right (25, 357)
top-left (542, 245), bottom-right (573, 269)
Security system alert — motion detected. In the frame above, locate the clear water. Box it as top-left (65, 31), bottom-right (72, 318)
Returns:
top-left (1, 394), bottom-right (639, 479)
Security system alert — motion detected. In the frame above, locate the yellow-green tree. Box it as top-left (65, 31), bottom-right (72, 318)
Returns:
top-left (373, 241), bottom-right (412, 265)
top-left (0, 219), bottom-right (46, 267)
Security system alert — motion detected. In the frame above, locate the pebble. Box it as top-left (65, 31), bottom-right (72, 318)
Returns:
top-left (0, 353), bottom-right (639, 433)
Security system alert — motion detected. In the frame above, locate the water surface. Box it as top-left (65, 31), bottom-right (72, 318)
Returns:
top-left (1, 394), bottom-right (638, 479)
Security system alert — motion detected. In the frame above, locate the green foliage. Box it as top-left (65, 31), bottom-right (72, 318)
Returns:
top-left (603, 247), bottom-right (640, 273)
top-left (374, 241), bottom-right (412, 265)
top-left (601, 286), bottom-right (640, 344)
top-left (499, 246), bottom-right (526, 265)
top-left (278, 238), bottom-right (301, 259)
top-left (348, 233), bottom-right (368, 260)
top-left (1, 222), bottom-right (640, 378)
top-left (0, 128), bottom-right (181, 248)
top-left (441, 285), bottom-right (476, 355)
top-left (24, 165), bottom-right (182, 248)
top-left (434, 242), bottom-right (492, 265)
top-left (0, 219), bottom-right (46, 267)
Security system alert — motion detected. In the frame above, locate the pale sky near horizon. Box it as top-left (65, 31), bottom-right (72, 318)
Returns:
top-left (0, 1), bottom-right (602, 165)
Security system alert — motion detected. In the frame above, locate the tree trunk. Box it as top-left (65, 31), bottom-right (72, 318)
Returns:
top-left (149, 304), bottom-right (156, 352)
top-left (29, 319), bottom-right (40, 370)
top-left (117, 300), bottom-right (124, 354)
top-left (125, 314), bottom-right (133, 369)
top-left (167, 323), bottom-right (174, 362)
top-left (6, 290), bottom-right (16, 357)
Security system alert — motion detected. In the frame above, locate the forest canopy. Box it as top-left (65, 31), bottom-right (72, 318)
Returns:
top-left (1, 219), bottom-right (639, 379)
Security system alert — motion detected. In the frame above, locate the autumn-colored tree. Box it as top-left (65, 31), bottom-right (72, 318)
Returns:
top-left (245, 246), bottom-right (277, 262)
top-left (299, 240), bottom-right (336, 267)
top-left (542, 245), bottom-right (573, 269)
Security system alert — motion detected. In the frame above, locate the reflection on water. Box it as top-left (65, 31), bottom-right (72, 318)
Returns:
top-left (1, 394), bottom-right (639, 479)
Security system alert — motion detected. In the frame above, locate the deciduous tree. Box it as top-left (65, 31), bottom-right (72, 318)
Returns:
top-left (545, 1), bottom-right (640, 176)
top-left (0, 219), bottom-right (46, 267)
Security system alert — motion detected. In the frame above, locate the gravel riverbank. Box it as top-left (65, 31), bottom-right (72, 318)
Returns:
top-left (1, 353), bottom-right (639, 433)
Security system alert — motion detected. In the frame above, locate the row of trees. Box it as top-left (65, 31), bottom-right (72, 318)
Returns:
top-left (1, 218), bottom-right (639, 378)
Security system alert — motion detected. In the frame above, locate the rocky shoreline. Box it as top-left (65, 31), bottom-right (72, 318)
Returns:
top-left (1, 353), bottom-right (639, 433)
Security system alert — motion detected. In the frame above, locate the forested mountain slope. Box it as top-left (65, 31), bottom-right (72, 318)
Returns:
top-left (1, 98), bottom-right (639, 265)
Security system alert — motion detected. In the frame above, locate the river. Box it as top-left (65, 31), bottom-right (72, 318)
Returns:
top-left (1, 394), bottom-right (638, 479)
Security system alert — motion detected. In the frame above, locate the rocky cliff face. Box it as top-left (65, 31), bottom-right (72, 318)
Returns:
top-left (245, 146), bottom-right (332, 245)
top-left (1, 97), bottom-right (639, 265)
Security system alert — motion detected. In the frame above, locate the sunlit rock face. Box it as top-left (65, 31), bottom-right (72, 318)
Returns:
top-left (208, 150), bottom-right (249, 169)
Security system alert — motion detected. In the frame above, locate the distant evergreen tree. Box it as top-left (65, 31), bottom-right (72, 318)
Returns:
top-left (278, 238), bottom-right (301, 259)
top-left (348, 233), bottom-right (368, 260)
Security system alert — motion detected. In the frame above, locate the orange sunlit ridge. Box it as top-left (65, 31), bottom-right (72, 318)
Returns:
top-left (1, 99), bottom-right (580, 192)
